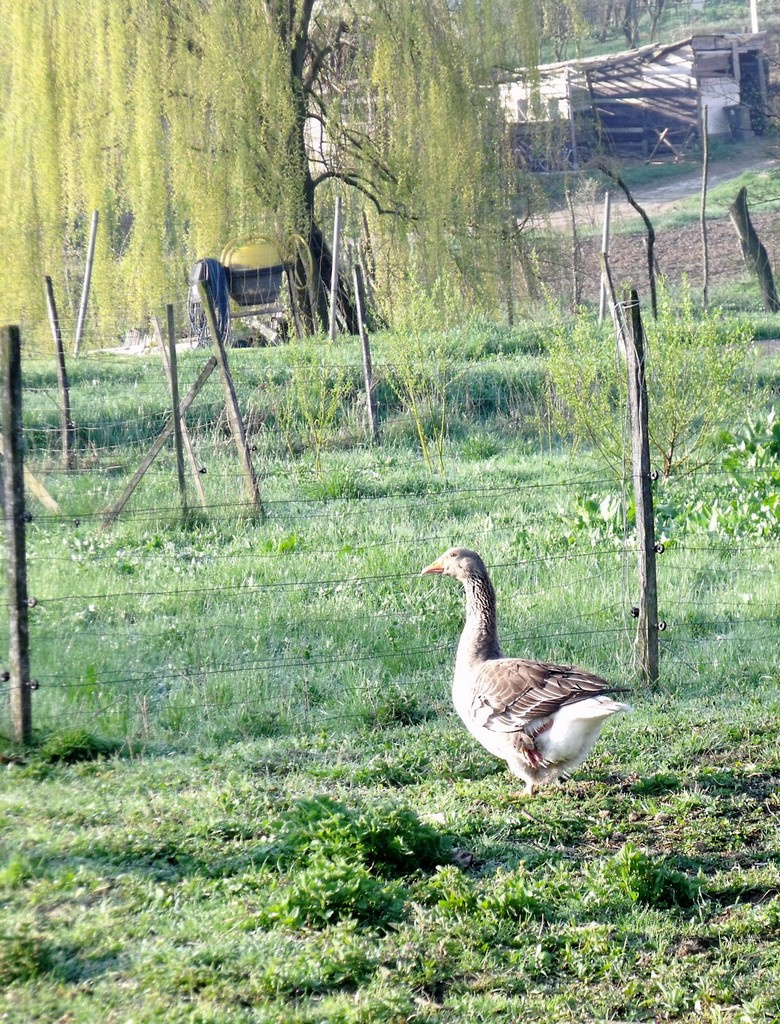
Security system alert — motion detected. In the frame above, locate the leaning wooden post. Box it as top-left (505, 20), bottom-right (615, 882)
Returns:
top-left (74, 210), bottom-right (99, 357)
top-left (728, 186), bottom-right (780, 312)
top-left (164, 307), bottom-right (188, 516)
top-left (103, 356), bottom-right (217, 527)
top-left (352, 265), bottom-right (380, 444)
top-left (44, 276), bottom-right (75, 470)
top-left (197, 280), bottom-right (264, 519)
top-left (328, 196), bottom-right (342, 342)
top-left (1, 326), bottom-right (33, 743)
top-left (623, 291), bottom-right (659, 686)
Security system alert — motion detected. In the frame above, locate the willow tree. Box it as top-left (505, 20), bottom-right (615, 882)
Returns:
top-left (0, 0), bottom-right (538, 347)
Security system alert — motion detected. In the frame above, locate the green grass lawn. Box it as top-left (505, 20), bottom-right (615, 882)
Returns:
top-left (1, 323), bottom-right (779, 1022)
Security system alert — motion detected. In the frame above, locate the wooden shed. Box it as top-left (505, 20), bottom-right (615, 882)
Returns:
top-left (500, 33), bottom-right (768, 167)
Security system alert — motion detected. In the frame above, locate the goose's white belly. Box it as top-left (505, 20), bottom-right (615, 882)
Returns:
top-left (535, 697), bottom-right (629, 767)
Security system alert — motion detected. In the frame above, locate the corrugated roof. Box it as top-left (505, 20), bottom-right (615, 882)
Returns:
top-left (502, 32), bottom-right (766, 83)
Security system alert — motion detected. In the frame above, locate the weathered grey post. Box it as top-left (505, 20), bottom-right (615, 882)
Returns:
top-left (623, 291), bottom-right (659, 686)
top-left (353, 265), bottom-right (380, 444)
top-left (328, 196), bottom-right (342, 342)
top-left (1, 326), bottom-right (32, 743)
top-left (565, 189), bottom-right (582, 307)
top-left (74, 210), bottom-right (99, 357)
top-left (44, 276), bottom-right (75, 470)
top-left (197, 280), bottom-right (264, 519)
top-left (600, 253), bottom-right (626, 355)
top-left (152, 317), bottom-right (207, 505)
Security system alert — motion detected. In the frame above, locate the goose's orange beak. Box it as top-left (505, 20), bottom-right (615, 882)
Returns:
top-left (421, 558), bottom-right (444, 575)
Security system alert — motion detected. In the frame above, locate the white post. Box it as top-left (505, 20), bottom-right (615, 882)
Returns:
top-left (565, 67), bottom-right (579, 169)
top-left (598, 192), bottom-right (612, 323)
top-left (328, 196), bottom-right (342, 342)
top-left (74, 210), bottom-right (99, 356)
top-left (750, 0), bottom-right (759, 34)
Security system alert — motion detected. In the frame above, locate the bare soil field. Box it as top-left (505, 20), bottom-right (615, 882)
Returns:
top-left (575, 208), bottom-right (780, 305)
top-left (540, 139), bottom-right (780, 309)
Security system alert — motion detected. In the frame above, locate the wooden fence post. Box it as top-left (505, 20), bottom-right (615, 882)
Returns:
top-left (353, 265), bottom-right (380, 444)
top-left (74, 210), bottom-right (99, 357)
top-left (1, 326), bottom-right (33, 743)
top-left (328, 196), bottom-right (342, 342)
top-left (700, 105), bottom-right (710, 310)
top-left (197, 280), bottom-right (264, 519)
top-left (44, 276), bottom-right (75, 470)
top-left (623, 291), bottom-right (660, 686)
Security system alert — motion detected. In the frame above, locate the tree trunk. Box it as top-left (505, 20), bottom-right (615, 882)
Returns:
top-left (728, 186), bottom-right (780, 312)
top-left (263, 0), bottom-right (359, 336)
top-left (622, 0), bottom-right (639, 47)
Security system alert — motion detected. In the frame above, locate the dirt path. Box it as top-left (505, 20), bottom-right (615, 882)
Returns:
top-left (632, 152), bottom-right (777, 212)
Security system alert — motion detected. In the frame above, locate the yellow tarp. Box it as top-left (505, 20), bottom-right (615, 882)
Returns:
top-left (220, 238), bottom-right (282, 271)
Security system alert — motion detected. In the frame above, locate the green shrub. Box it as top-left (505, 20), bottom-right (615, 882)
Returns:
top-left (0, 933), bottom-right (56, 985)
top-left (477, 868), bottom-right (544, 921)
top-left (548, 281), bottom-right (754, 479)
top-left (263, 796), bottom-right (452, 877)
top-left (373, 688), bottom-right (431, 727)
top-left (0, 855), bottom-right (41, 889)
top-left (277, 338), bottom-right (353, 474)
top-left (461, 432), bottom-right (501, 461)
top-left (589, 842), bottom-right (700, 909)
top-left (654, 408), bottom-right (780, 540)
top-left (353, 803), bottom-right (451, 876)
top-left (259, 853), bottom-right (405, 929)
top-left (714, 407), bottom-right (780, 538)
top-left (256, 797), bottom-right (452, 929)
top-left (38, 729), bottom-right (120, 764)
top-left (257, 921), bottom-right (376, 995)
top-left (418, 864), bottom-right (544, 921)
top-left (385, 273), bottom-right (477, 474)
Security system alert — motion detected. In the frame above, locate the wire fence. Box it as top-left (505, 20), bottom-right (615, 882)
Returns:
top-left (0, 321), bottom-right (778, 747)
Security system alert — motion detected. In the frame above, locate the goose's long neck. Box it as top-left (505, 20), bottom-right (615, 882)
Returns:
top-left (456, 570), bottom-right (503, 673)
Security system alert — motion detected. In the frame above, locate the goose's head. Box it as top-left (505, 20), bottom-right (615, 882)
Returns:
top-left (421, 547), bottom-right (488, 582)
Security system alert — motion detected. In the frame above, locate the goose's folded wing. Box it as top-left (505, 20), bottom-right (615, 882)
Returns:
top-left (469, 658), bottom-right (617, 733)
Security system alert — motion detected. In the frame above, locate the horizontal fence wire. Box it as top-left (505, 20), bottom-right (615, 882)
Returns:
top-left (1, 331), bottom-right (778, 744)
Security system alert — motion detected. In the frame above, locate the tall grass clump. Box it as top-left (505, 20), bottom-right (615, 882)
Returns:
top-left (276, 335), bottom-right (353, 474)
top-left (385, 273), bottom-right (481, 473)
top-left (548, 281), bottom-right (755, 478)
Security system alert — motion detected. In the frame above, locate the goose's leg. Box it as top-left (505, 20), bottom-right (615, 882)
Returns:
top-left (504, 757), bottom-right (538, 797)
